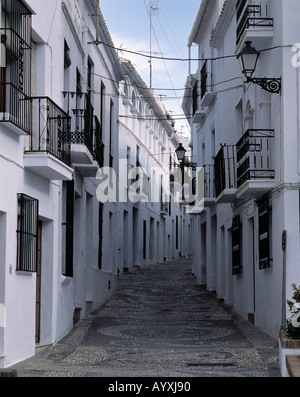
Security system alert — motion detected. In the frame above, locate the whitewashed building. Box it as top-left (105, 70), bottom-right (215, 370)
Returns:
top-left (0, 0), bottom-right (123, 368)
top-left (183, 0), bottom-right (300, 339)
top-left (117, 59), bottom-right (192, 271)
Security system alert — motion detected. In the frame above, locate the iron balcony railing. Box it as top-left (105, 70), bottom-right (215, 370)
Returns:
top-left (203, 164), bottom-right (215, 198)
top-left (236, 4), bottom-right (273, 45)
top-left (1, 0), bottom-right (32, 89)
top-left (0, 82), bottom-right (31, 133)
top-left (25, 96), bottom-right (71, 165)
top-left (236, 129), bottom-right (275, 188)
top-left (214, 145), bottom-right (237, 198)
top-left (94, 115), bottom-right (104, 168)
top-left (63, 92), bottom-right (95, 158)
top-left (62, 92), bottom-right (105, 168)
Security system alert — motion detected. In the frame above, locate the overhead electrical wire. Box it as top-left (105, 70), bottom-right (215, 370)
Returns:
top-left (91, 37), bottom-right (293, 62)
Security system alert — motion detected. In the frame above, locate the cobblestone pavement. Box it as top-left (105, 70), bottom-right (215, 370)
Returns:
top-left (13, 259), bottom-right (280, 377)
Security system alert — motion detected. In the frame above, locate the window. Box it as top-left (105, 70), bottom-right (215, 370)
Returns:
top-left (143, 220), bottom-right (147, 260)
top-left (258, 197), bottom-right (272, 269)
top-left (200, 61), bottom-right (207, 99)
top-left (211, 128), bottom-right (216, 159)
top-left (16, 194), bottom-right (39, 272)
top-left (192, 81), bottom-right (198, 116)
top-left (76, 68), bottom-right (82, 94)
top-left (232, 215), bottom-right (242, 275)
top-left (109, 99), bottom-right (114, 170)
top-left (62, 181), bottom-right (74, 277)
top-left (98, 202), bottom-right (103, 270)
top-left (64, 40), bottom-right (71, 69)
top-left (100, 82), bottom-right (105, 130)
top-left (87, 58), bottom-right (93, 100)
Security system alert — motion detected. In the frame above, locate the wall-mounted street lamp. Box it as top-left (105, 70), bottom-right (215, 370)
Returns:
top-left (238, 41), bottom-right (281, 94)
top-left (175, 143), bottom-right (187, 201)
top-left (175, 143), bottom-right (198, 203)
top-left (175, 143), bottom-right (186, 163)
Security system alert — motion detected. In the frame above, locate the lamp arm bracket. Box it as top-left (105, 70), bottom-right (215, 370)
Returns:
top-left (247, 77), bottom-right (281, 94)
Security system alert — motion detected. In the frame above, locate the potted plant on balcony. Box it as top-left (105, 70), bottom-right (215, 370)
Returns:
top-left (286, 284), bottom-right (300, 340)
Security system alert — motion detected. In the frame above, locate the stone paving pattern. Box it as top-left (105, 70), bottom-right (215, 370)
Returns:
top-left (13, 259), bottom-right (280, 377)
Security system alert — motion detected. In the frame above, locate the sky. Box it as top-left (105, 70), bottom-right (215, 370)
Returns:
top-left (100, 0), bottom-right (201, 137)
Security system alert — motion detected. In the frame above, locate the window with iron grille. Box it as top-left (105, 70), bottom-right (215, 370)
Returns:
top-left (232, 215), bottom-right (242, 275)
top-left (16, 194), bottom-right (39, 272)
top-left (258, 197), bottom-right (272, 270)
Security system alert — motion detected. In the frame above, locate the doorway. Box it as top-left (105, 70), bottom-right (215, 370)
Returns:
top-left (35, 220), bottom-right (42, 344)
top-left (248, 217), bottom-right (255, 324)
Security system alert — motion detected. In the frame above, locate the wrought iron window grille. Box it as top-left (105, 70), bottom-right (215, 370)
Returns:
top-left (16, 193), bottom-right (39, 273)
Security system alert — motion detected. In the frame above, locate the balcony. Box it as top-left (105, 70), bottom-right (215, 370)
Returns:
top-left (63, 92), bottom-right (99, 177)
top-left (214, 145), bottom-right (237, 203)
top-left (0, 83), bottom-right (31, 135)
top-left (191, 79), bottom-right (206, 124)
top-left (23, 97), bottom-right (73, 181)
top-left (203, 164), bottom-right (216, 207)
top-left (199, 61), bottom-right (216, 108)
top-left (236, 129), bottom-right (275, 199)
top-left (160, 202), bottom-right (169, 216)
top-left (0, 0), bottom-right (32, 134)
top-left (236, 1), bottom-right (274, 50)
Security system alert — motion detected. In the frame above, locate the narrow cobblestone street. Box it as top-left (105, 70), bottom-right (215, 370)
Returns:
top-left (13, 259), bottom-right (280, 377)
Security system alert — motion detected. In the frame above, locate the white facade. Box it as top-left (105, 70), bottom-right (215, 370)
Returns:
top-left (117, 59), bottom-right (192, 271)
top-left (0, 0), bottom-right (123, 368)
top-left (183, 0), bottom-right (300, 339)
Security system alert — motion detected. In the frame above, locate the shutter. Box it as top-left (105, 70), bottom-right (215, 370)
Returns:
top-left (258, 198), bottom-right (271, 269)
top-left (65, 180), bottom-right (74, 277)
top-left (232, 215), bottom-right (242, 275)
